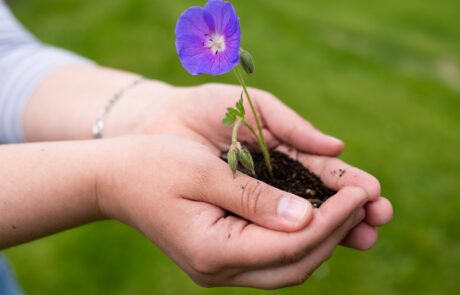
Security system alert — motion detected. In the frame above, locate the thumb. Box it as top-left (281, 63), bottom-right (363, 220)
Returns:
top-left (186, 158), bottom-right (313, 232)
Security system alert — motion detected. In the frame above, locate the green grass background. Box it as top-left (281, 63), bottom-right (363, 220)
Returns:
top-left (4, 0), bottom-right (460, 294)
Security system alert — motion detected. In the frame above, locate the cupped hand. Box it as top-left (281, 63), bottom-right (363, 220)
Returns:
top-left (105, 82), bottom-right (344, 155)
top-left (96, 135), bottom-right (374, 289)
top-left (105, 82), bottom-right (392, 250)
top-left (276, 145), bottom-right (393, 250)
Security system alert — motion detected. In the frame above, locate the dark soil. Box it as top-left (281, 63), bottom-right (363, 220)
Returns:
top-left (231, 151), bottom-right (336, 208)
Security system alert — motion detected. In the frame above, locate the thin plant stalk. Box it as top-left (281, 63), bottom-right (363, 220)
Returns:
top-left (233, 66), bottom-right (273, 177)
top-left (232, 119), bottom-right (243, 144)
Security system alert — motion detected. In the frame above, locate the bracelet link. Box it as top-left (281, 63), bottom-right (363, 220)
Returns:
top-left (92, 119), bottom-right (104, 139)
top-left (92, 77), bottom-right (145, 139)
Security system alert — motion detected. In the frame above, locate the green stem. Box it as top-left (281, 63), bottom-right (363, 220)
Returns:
top-left (232, 119), bottom-right (243, 144)
top-left (233, 67), bottom-right (273, 177)
top-left (241, 119), bottom-right (259, 143)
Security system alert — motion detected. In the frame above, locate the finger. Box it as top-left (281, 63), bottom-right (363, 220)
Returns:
top-left (229, 207), bottom-right (366, 289)
top-left (365, 197), bottom-right (393, 226)
top-left (183, 155), bottom-right (314, 232)
top-left (202, 186), bottom-right (370, 269)
top-left (253, 89), bottom-right (344, 156)
top-left (262, 128), bottom-right (281, 150)
top-left (312, 187), bottom-right (371, 243)
top-left (340, 222), bottom-right (378, 250)
top-left (288, 149), bottom-right (381, 201)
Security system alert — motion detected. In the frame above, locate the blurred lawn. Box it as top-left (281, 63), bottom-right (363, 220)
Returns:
top-left (4, 0), bottom-right (460, 294)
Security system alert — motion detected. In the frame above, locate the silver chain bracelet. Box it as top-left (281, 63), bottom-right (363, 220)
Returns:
top-left (92, 77), bottom-right (145, 139)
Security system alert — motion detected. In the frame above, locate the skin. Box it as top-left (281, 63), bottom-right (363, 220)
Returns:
top-left (0, 64), bottom-right (393, 289)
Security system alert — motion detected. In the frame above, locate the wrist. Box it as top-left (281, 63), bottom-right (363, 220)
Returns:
top-left (102, 80), bottom-right (176, 138)
top-left (92, 137), bottom-right (149, 226)
top-left (24, 65), bottom-right (141, 141)
top-left (24, 64), bottom-right (175, 141)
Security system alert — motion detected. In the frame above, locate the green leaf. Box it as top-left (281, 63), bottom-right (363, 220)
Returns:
top-left (227, 107), bottom-right (240, 117)
top-left (236, 93), bottom-right (245, 116)
top-left (222, 103), bottom-right (245, 127)
top-left (222, 112), bottom-right (236, 127)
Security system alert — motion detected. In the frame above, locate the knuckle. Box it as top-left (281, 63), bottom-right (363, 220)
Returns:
top-left (189, 252), bottom-right (221, 276)
top-left (240, 179), bottom-right (265, 216)
top-left (348, 169), bottom-right (381, 200)
top-left (185, 239), bottom-right (223, 276)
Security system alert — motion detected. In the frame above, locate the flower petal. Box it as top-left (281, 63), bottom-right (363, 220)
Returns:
top-left (175, 7), bottom-right (214, 38)
top-left (175, 0), bottom-right (241, 76)
top-left (176, 34), bottom-right (211, 75)
top-left (204, 0), bottom-right (238, 35)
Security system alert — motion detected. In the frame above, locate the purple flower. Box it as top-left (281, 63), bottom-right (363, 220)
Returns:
top-left (175, 0), bottom-right (241, 76)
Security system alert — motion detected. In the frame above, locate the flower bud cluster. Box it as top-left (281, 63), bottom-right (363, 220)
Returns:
top-left (227, 142), bottom-right (256, 176)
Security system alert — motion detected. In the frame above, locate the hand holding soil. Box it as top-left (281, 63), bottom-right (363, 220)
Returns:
top-left (99, 80), bottom-right (391, 242)
top-left (97, 135), bottom-right (388, 289)
top-left (25, 66), bottom-right (393, 288)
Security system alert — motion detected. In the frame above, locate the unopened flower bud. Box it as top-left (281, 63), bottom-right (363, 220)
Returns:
top-left (239, 48), bottom-right (255, 75)
top-left (227, 147), bottom-right (238, 176)
top-left (238, 147), bottom-right (256, 176)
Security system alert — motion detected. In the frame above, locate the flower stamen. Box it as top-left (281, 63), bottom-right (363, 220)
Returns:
top-left (204, 33), bottom-right (226, 54)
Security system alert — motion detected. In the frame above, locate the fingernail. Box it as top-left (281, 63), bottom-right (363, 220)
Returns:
top-left (326, 135), bottom-right (344, 146)
top-left (277, 195), bottom-right (308, 224)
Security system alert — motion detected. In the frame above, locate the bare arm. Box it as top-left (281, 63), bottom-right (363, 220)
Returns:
top-left (23, 64), bottom-right (172, 142)
top-left (0, 140), bottom-right (102, 248)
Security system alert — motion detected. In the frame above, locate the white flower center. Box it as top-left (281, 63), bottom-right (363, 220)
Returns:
top-left (204, 33), bottom-right (226, 54)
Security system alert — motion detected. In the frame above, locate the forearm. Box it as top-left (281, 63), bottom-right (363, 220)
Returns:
top-left (0, 140), bottom-right (103, 249)
top-left (23, 64), bottom-right (173, 142)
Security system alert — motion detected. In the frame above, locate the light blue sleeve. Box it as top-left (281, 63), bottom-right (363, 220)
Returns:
top-left (0, 255), bottom-right (24, 295)
top-left (0, 1), bottom-right (94, 144)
